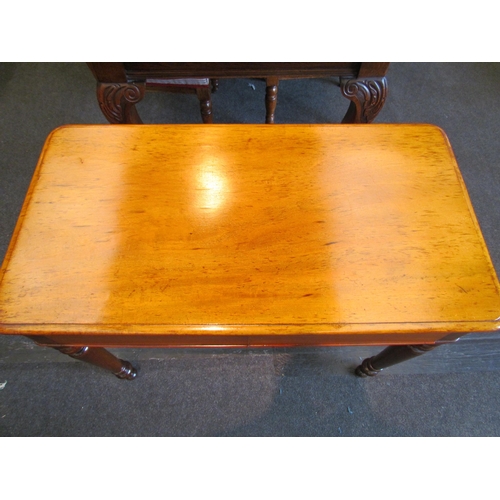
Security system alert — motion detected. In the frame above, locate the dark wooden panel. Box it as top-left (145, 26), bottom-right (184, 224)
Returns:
top-left (86, 63), bottom-right (127, 83)
top-left (123, 62), bottom-right (362, 79)
top-left (23, 331), bottom-right (459, 348)
top-left (358, 62), bottom-right (390, 77)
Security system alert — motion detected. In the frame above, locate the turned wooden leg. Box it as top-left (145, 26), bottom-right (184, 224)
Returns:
top-left (355, 344), bottom-right (438, 377)
top-left (96, 82), bottom-right (145, 124)
top-left (340, 77), bottom-right (388, 123)
top-left (51, 345), bottom-right (137, 380)
top-left (265, 77), bottom-right (279, 124)
top-left (196, 87), bottom-right (213, 123)
top-left (55, 346), bottom-right (137, 380)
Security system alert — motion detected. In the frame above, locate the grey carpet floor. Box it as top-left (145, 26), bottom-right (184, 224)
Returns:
top-left (1, 62), bottom-right (500, 436)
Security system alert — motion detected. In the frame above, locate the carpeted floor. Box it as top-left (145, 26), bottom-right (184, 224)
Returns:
top-left (1, 62), bottom-right (500, 436)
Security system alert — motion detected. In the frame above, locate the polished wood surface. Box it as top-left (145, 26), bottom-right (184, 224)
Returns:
top-left (0, 124), bottom-right (499, 348)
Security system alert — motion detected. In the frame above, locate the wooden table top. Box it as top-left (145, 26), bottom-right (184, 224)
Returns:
top-left (1, 124), bottom-right (499, 345)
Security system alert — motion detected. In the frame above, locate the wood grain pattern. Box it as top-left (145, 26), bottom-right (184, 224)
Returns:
top-left (0, 124), bottom-right (499, 346)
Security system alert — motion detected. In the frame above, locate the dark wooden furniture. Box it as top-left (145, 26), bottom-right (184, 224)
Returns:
top-left (1, 124), bottom-right (499, 380)
top-left (87, 63), bottom-right (216, 124)
top-left (87, 63), bottom-right (389, 124)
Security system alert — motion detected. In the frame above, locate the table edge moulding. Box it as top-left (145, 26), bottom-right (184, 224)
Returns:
top-left (1, 123), bottom-right (499, 380)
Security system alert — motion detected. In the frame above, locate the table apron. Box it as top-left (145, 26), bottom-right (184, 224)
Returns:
top-left (25, 332), bottom-right (462, 349)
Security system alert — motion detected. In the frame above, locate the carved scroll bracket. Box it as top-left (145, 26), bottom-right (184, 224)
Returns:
top-left (96, 82), bottom-right (146, 124)
top-left (340, 77), bottom-right (388, 124)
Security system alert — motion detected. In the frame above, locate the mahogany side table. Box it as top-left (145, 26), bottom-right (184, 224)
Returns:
top-left (87, 62), bottom-right (389, 125)
top-left (1, 124), bottom-right (499, 379)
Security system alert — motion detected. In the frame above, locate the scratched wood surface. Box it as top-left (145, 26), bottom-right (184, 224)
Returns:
top-left (0, 124), bottom-right (499, 344)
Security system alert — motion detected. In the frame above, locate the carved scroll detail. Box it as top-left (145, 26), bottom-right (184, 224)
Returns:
top-left (340, 77), bottom-right (387, 123)
top-left (96, 82), bottom-right (145, 124)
